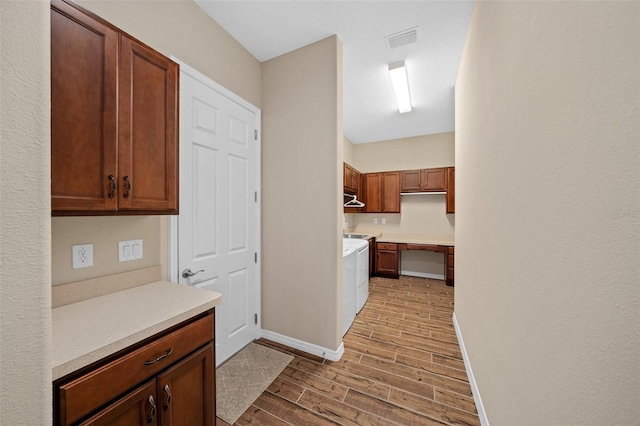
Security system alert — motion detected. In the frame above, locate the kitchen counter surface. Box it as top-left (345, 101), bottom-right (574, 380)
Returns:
top-left (52, 281), bottom-right (221, 381)
top-left (374, 233), bottom-right (454, 246)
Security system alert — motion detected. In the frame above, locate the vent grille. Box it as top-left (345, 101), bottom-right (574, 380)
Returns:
top-left (386, 27), bottom-right (419, 50)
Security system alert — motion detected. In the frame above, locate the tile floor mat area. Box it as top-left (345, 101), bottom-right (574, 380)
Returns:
top-left (216, 342), bottom-right (294, 424)
top-left (217, 276), bottom-right (480, 425)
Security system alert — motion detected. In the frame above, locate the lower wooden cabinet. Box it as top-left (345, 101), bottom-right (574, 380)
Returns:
top-left (55, 312), bottom-right (215, 426)
top-left (446, 246), bottom-right (455, 286)
top-left (376, 242), bottom-right (399, 278)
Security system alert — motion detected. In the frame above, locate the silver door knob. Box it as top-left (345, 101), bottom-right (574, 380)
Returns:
top-left (182, 268), bottom-right (204, 279)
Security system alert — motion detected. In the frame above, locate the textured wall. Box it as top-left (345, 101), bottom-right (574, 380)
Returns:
top-left (455, 1), bottom-right (639, 424)
top-left (0, 0), bottom-right (52, 423)
top-left (262, 36), bottom-right (343, 352)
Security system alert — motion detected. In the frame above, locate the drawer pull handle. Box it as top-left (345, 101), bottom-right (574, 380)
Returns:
top-left (147, 395), bottom-right (157, 423)
top-left (144, 348), bottom-right (173, 365)
top-left (108, 175), bottom-right (116, 199)
top-left (163, 384), bottom-right (172, 410)
top-left (123, 176), bottom-right (131, 199)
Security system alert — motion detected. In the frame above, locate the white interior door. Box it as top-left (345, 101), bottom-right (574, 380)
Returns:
top-left (175, 62), bottom-right (260, 366)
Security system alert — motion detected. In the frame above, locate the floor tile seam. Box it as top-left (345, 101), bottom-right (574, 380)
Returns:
top-left (384, 389), bottom-right (467, 426)
top-left (278, 363), bottom-right (351, 399)
top-left (255, 391), bottom-right (311, 426)
top-left (365, 332), bottom-right (463, 359)
top-left (432, 390), bottom-right (481, 417)
top-left (246, 402), bottom-right (297, 426)
top-left (358, 353), bottom-right (471, 394)
top-left (394, 353), bottom-right (471, 380)
top-left (344, 388), bottom-right (449, 426)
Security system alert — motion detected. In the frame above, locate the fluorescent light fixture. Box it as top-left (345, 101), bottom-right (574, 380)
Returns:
top-left (389, 61), bottom-right (412, 113)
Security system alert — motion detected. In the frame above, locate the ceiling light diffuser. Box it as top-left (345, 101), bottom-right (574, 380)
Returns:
top-left (389, 61), bottom-right (412, 113)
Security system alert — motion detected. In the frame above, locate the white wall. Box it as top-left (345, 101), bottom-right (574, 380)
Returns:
top-left (455, 1), bottom-right (639, 424)
top-left (0, 1), bottom-right (52, 423)
top-left (262, 36), bottom-right (343, 352)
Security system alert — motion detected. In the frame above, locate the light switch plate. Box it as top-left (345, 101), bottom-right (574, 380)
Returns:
top-left (72, 244), bottom-right (93, 269)
top-left (118, 239), bottom-right (143, 262)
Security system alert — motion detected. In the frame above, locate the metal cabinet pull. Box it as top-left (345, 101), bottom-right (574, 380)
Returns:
top-left (108, 175), bottom-right (116, 199)
top-left (147, 395), bottom-right (157, 423)
top-left (143, 348), bottom-right (173, 365)
top-left (123, 176), bottom-right (131, 199)
top-left (163, 384), bottom-right (172, 410)
top-left (182, 268), bottom-right (205, 279)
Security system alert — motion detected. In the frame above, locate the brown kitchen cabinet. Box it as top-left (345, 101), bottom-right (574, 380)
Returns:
top-left (401, 168), bottom-right (447, 193)
top-left (51, 0), bottom-right (179, 216)
top-left (54, 313), bottom-right (215, 426)
top-left (446, 167), bottom-right (455, 214)
top-left (368, 237), bottom-right (376, 277)
top-left (362, 172), bottom-right (400, 213)
top-left (343, 162), bottom-right (360, 194)
top-left (445, 246), bottom-right (455, 286)
top-left (376, 242), bottom-right (399, 278)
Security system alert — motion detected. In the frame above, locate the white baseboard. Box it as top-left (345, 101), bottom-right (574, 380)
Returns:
top-left (261, 329), bottom-right (344, 361)
top-left (453, 313), bottom-right (489, 426)
top-left (400, 270), bottom-right (445, 280)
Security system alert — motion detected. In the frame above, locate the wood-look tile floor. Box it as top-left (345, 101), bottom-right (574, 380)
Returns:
top-left (217, 276), bottom-right (479, 426)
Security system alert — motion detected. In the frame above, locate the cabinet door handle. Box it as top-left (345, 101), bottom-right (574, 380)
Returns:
top-left (163, 384), bottom-right (172, 410)
top-left (108, 175), bottom-right (116, 199)
top-left (144, 348), bottom-right (173, 365)
top-left (146, 395), bottom-right (157, 423)
top-left (123, 176), bottom-right (131, 199)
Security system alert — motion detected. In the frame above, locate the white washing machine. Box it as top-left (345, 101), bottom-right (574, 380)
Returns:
top-left (343, 238), bottom-right (370, 313)
top-left (342, 246), bottom-right (357, 336)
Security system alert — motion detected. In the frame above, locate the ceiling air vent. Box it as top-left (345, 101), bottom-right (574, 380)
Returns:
top-left (386, 26), bottom-right (419, 50)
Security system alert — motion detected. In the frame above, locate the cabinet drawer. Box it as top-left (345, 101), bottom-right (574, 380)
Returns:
top-left (59, 314), bottom-right (213, 425)
top-left (377, 243), bottom-right (397, 251)
top-left (406, 243), bottom-right (439, 252)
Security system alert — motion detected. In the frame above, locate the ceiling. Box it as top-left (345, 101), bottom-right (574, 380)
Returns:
top-left (194, 1), bottom-right (475, 144)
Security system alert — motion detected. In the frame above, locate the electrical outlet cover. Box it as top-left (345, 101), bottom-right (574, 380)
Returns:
top-left (72, 244), bottom-right (94, 269)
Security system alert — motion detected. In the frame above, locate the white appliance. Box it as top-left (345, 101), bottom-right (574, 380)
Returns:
top-left (343, 238), bottom-right (370, 313)
top-left (342, 246), bottom-right (357, 336)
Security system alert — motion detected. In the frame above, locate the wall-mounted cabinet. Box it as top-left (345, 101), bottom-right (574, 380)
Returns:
top-left (446, 167), bottom-right (455, 214)
top-left (343, 162), bottom-right (360, 194)
top-left (361, 172), bottom-right (400, 213)
top-left (401, 168), bottom-right (447, 192)
top-left (51, 0), bottom-right (179, 216)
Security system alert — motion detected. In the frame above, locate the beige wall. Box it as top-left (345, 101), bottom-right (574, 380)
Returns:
top-left (346, 133), bottom-right (455, 276)
top-left (262, 36), bottom-right (343, 352)
top-left (0, 0), bottom-right (52, 423)
top-left (343, 136), bottom-right (355, 165)
top-left (52, 0), bottom-right (262, 285)
top-left (455, 1), bottom-right (639, 424)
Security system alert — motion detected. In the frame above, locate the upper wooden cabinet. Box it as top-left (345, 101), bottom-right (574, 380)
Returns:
top-left (343, 162), bottom-right (360, 194)
top-left (51, 0), bottom-right (179, 215)
top-left (446, 167), bottom-right (455, 214)
top-left (401, 168), bottom-right (447, 192)
top-left (361, 172), bottom-right (400, 213)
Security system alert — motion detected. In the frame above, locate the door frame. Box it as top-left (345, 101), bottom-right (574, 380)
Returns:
top-left (168, 57), bottom-right (262, 333)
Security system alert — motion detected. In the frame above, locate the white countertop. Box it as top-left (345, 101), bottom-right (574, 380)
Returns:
top-left (377, 233), bottom-right (454, 245)
top-left (52, 281), bottom-right (221, 381)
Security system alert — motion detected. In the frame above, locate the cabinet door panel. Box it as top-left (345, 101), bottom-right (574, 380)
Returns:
top-left (362, 173), bottom-right (382, 213)
top-left (118, 36), bottom-right (179, 213)
top-left (422, 168), bottom-right (446, 191)
top-left (79, 381), bottom-right (157, 426)
top-left (376, 249), bottom-right (399, 276)
top-left (382, 172), bottom-right (400, 213)
top-left (157, 344), bottom-right (214, 426)
top-left (51, 0), bottom-right (118, 212)
top-left (401, 170), bottom-right (421, 192)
